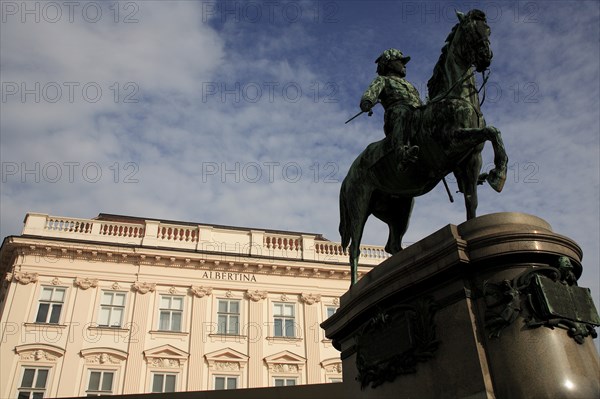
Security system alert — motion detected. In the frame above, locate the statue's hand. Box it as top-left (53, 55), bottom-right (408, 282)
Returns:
top-left (360, 100), bottom-right (373, 113)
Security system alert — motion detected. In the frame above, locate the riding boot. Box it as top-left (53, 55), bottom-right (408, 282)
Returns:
top-left (397, 145), bottom-right (419, 171)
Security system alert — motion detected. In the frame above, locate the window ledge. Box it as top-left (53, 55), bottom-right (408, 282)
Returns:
top-left (88, 325), bottom-right (130, 333)
top-left (208, 334), bottom-right (248, 341)
top-left (266, 336), bottom-right (303, 343)
top-left (24, 322), bottom-right (68, 329)
top-left (149, 330), bottom-right (189, 339)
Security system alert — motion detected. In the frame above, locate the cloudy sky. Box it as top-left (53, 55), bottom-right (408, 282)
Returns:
top-left (1, 1), bottom-right (598, 307)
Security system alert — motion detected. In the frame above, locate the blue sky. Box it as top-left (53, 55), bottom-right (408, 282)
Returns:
top-left (1, 1), bottom-right (599, 313)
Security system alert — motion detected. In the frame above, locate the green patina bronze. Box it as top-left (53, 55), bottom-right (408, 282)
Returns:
top-left (340, 10), bottom-right (508, 284)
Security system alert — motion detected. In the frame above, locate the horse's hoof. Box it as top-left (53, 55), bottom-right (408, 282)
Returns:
top-left (487, 169), bottom-right (506, 192)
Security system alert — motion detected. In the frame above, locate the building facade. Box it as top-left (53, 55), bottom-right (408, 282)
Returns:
top-left (0, 212), bottom-right (387, 398)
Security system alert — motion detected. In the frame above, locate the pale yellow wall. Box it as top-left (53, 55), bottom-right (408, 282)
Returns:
top-left (0, 213), bottom-right (382, 397)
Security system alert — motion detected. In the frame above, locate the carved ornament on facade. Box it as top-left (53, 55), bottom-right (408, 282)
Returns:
top-left (245, 290), bottom-right (267, 302)
top-left (149, 358), bottom-right (181, 368)
top-left (20, 350), bottom-right (57, 362)
top-left (74, 277), bottom-right (98, 290)
top-left (225, 290), bottom-right (233, 298)
top-left (86, 353), bottom-right (121, 365)
top-left (214, 361), bottom-right (240, 371)
top-left (300, 293), bottom-right (321, 305)
top-left (132, 281), bottom-right (156, 294)
top-left (51, 277), bottom-right (61, 285)
top-left (13, 271), bottom-right (39, 285)
top-left (333, 297), bottom-right (340, 306)
top-left (190, 286), bottom-right (213, 298)
top-left (168, 286), bottom-right (177, 294)
top-left (4, 272), bottom-right (13, 282)
top-left (271, 363), bottom-right (299, 373)
top-left (280, 294), bottom-right (288, 302)
top-left (325, 363), bottom-right (342, 373)
top-left (112, 282), bottom-right (121, 290)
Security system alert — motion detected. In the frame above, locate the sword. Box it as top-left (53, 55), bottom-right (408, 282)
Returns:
top-left (344, 101), bottom-right (379, 124)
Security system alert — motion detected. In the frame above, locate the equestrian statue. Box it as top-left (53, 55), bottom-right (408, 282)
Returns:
top-left (340, 10), bottom-right (508, 285)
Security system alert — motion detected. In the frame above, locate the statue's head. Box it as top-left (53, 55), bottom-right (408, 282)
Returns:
top-left (375, 48), bottom-right (411, 76)
top-left (456, 9), bottom-right (492, 72)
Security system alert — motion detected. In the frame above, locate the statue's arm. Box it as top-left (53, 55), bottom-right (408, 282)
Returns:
top-left (360, 76), bottom-right (385, 112)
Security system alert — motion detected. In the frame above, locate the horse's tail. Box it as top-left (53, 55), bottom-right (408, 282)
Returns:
top-left (339, 180), bottom-right (351, 250)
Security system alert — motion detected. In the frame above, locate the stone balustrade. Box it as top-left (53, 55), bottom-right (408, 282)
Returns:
top-left (21, 213), bottom-right (389, 265)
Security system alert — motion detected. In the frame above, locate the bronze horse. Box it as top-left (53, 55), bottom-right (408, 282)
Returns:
top-left (340, 10), bottom-right (508, 284)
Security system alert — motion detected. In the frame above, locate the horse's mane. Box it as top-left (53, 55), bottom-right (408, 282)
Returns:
top-left (427, 10), bottom-right (487, 99)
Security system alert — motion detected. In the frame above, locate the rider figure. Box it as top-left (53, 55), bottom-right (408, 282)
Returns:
top-left (360, 48), bottom-right (422, 167)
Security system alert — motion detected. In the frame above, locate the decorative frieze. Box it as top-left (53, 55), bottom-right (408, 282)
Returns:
top-left (148, 358), bottom-right (181, 368)
top-left (190, 286), bottom-right (212, 298)
top-left (245, 290), bottom-right (267, 302)
top-left (74, 277), bottom-right (98, 290)
top-left (300, 293), bottom-right (321, 305)
top-left (271, 363), bottom-right (299, 373)
top-left (132, 281), bottom-right (156, 294)
top-left (20, 349), bottom-right (57, 362)
top-left (86, 353), bottom-right (121, 365)
top-left (13, 272), bottom-right (38, 285)
top-left (214, 361), bottom-right (240, 371)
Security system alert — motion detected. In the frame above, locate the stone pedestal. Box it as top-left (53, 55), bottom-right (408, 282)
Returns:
top-left (322, 213), bottom-right (600, 398)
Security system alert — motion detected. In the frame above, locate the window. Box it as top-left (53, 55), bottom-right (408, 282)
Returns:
top-left (18, 367), bottom-right (48, 399)
top-left (35, 287), bottom-right (65, 324)
top-left (98, 292), bottom-right (126, 327)
top-left (86, 370), bottom-right (114, 396)
top-left (274, 378), bottom-right (296, 386)
top-left (151, 373), bottom-right (176, 393)
top-left (217, 300), bottom-right (240, 335)
top-left (214, 375), bottom-right (237, 390)
top-left (158, 296), bottom-right (183, 332)
top-left (326, 307), bottom-right (337, 319)
top-left (273, 303), bottom-right (295, 337)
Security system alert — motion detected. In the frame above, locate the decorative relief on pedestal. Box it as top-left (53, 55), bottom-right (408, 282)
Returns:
top-left (74, 277), bottom-right (98, 290)
top-left (13, 272), bottom-right (39, 285)
top-left (190, 286), bottom-right (212, 298)
top-left (355, 297), bottom-right (439, 389)
top-left (132, 281), bottom-right (156, 294)
top-left (484, 256), bottom-right (600, 344)
top-left (300, 293), bottom-right (321, 305)
top-left (245, 290), bottom-right (267, 302)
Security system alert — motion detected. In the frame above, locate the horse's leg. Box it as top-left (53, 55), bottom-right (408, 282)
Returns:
top-left (448, 126), bottom-right (508, 192)
top-left (373, 196), bottom-right (414, 254)
top-left (454, 146), bottom-right (483, 220)
top-left (347, 187), bottom-right (372, 286)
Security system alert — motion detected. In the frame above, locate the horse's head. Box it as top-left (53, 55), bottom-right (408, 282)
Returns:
top-left (455, 9), bottom-right (492, 72)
